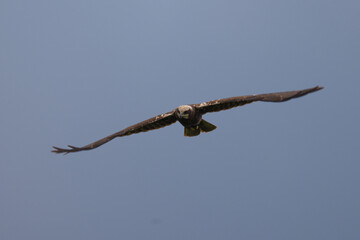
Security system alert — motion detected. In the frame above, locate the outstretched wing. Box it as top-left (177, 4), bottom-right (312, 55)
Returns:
top-left (52, 111), bottom-right (177, 154)
top-left (194, 86), bottom-right (323, 114)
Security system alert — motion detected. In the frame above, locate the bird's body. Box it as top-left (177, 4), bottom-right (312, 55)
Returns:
top-left (175, 105), bottom-right (201, 127)
top-left (52, 86), bottom-right (323, 154)
top-left (174, 105), bottom-right (217, 136)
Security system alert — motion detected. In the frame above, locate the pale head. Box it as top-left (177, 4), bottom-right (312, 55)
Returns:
top-left (176, 105), bottom-right (193, 119)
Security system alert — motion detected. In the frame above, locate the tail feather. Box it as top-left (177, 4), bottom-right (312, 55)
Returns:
top-left (184, 126), bottom-right (200, 137)
top-left (199, 119), bottom-right (217, 132)
top-left (184, 119), bottom-right (217, 137)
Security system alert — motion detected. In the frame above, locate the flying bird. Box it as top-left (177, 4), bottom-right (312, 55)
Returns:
top-left (52, 86), bottom-right (323, 154)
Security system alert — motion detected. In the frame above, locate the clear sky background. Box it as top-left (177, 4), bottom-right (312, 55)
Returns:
top-left (1, 0), bottom-right (359, 239)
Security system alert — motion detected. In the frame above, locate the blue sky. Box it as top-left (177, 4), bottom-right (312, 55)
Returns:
top-left (1, 0), bottom-right (359, 239)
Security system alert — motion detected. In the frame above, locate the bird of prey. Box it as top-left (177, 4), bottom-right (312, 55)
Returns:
top-left (52, 86), bottom-right (323, 154)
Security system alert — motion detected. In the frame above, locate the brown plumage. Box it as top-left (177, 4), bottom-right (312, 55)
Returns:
top-left (52, 86), bottom-right (323, 154)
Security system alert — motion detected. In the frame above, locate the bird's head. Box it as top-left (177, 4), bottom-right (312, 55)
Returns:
top-left (176, 105), bottom-right (193, 119)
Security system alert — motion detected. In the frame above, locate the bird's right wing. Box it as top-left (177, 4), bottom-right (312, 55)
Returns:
top-left (52, 110), bottom-right (177, 154)
top-left (194, 86), bottom-right (323, 114)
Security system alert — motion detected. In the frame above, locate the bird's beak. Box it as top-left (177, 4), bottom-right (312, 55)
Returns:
top-left (180, 113), bottom-right (189, 119)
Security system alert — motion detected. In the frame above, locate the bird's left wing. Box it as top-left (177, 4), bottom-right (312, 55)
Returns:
top-left (52, 110), bottom-right (177, 154)
top-left (193, 86), bottom-right (323, 114)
